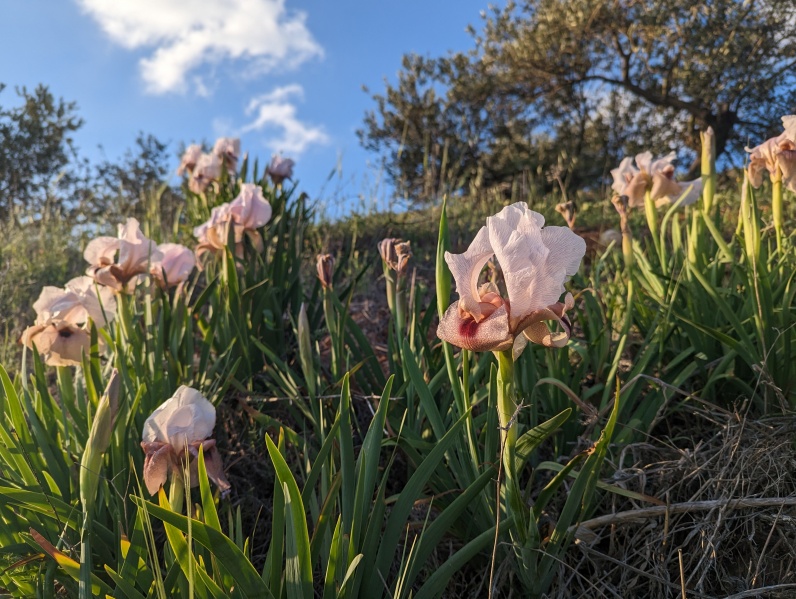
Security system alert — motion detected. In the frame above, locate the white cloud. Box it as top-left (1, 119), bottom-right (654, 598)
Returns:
top-left (76, 0), bottom-right (323, 94)
top-left (239, 85), bottom-right (329, 155)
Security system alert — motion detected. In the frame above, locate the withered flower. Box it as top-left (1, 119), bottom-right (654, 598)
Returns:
top-left (316, 254), bottom-right (335, 290)
top-left (378, 238), bottom-right (412, 274)
top-left (555, 201), bottom-right (577, 230)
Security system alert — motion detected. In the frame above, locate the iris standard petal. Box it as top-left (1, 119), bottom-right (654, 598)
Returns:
top-left (444, 225), bottom-right (495, 321)
top-left (142, 386), bottom-right (216, 452)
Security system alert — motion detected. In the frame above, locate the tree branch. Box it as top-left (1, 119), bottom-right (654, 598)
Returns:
top-left (572, 496), bottom-right (796, 533)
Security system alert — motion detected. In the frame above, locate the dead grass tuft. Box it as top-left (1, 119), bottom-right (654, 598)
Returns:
top-left (548, 409), bottom-right (796, 598)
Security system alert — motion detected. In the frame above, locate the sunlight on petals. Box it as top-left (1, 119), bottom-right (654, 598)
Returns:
top-left (189, 153), bottom-right (222, 194)
top-left (193, 184), bottom-right (272, 261)
top-left (141, 386), bottom-right (230, 496)
top-left (177, 144), bottom-right (202, 176)
top-left (612, 150), bottom-right (699, 208)
top-left (444, 226), bottom-right (496, 322)
top-left (85, 218), bottom-right (162, 292)
top-left (213, 137), bottom-right (241, 174)
top-left (150, 243), bottom-right (195, 288)
top-left (437, 202), bottom-right (585, 355)
top-left (229, 183), bottom-right (272, 230)
top-left (33, 276), bottom-right (117, 327)
top-left (20, 321), bottom-right (91, 367)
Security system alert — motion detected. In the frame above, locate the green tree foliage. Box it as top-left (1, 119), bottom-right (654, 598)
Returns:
top-left (86, 133), bottom-right (183, 231)
top-left (361, 0), bottom-right (796, 203)
top-left (0, 83), bottom-right (181, 362)
top-left (0, 84), bottom-right (83, 222)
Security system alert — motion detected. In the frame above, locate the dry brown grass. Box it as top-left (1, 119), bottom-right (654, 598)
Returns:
top-left (546, 409), bottom-right (796, 599)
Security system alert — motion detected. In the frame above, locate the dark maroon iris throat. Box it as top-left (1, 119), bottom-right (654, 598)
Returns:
top-left (459, 317), bottom-right (480, 341)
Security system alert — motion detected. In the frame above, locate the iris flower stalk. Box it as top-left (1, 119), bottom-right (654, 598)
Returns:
top-left (437, 202), bottom-right (585, 531)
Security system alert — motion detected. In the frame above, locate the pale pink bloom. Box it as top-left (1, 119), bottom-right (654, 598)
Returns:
top-left (193, 184), bottom-right (272, 259)
top-left (33, 276), bottom-right (117, 327)
top-left (611, 152), bottom-right (702, 208)
top-left (746, 116), bottom-right (796, 192)
top-left (437, 203), bottom-right (585, 357)
top-left (141, 386), bottom-right (230, 496)
top-left (85, 218), bottom-right (163, 292)
top-left (656, 178), bottom-right (703, 208)
top-left (177, 144), bottom-right (203, 176)
top-left (213, 137), bottom-right (241, 174)
top-left (189, 153), bottom-right (222, 194)
top-left (266, 155), bottom-right (294, 185)
top-left (638, 151), bottom-right (703, 207)
top-left (610, 157), bottom-right (648, 207)
top-left (20, 321), bottom-right (91, 367)
top-left (746, 134), bottom-right (785, 188)
top-left (193, 204), bottom-right (234, 258)
top-left (229, 183), bottom-right (272, 230)
top-left (150, 244), bottom-right (196, 288)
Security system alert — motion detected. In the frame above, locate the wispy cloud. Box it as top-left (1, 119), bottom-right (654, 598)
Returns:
top-left (76, 0), bottom-right (323, 94)
top-left (239, 85), bottom-right (329, 155)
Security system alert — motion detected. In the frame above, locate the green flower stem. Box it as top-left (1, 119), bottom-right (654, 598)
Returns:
top-left (741, 177), bottom-right (761, 265)
top-left (169, 472), bottom-right (185, 514)
top-left (383, 266), bottom-right (396, 314)
top-left (118, 292), bottom-right (136, 346)
top-left (644, 190), bottom-right (662, 265)
top-left (495, 348), bottom-right (527, 545)
top-left (394, 272), bottom-right (407, 336)
top-left (460, 349), bottom-right (482, 484)
top-left (322, 289), bottom-right (339, 381)
top-left (495, 349), bottom-right (519, 496)
top-left (618, 211), bottom-right (634, 274)
top-left (691, 126), bottom-right (716, 269)
top-left (701, 128), bottom-right (716, 215)
top-left (773, 172), bottom-right (783, 254)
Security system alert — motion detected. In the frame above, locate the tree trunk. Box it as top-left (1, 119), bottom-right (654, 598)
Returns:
top-left (686, 107), bottom-right (736, 179)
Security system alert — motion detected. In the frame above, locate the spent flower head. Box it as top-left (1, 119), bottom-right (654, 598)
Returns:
top-left (555, 201), bottom-right (577, 230)
top-left (316, 254), bottom-right (335, 290)
top-left (378, 238), bottom-right (412, 274)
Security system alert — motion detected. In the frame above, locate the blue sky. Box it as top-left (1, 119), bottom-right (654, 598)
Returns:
top-left (0, 0), bottom-right (492, 216)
